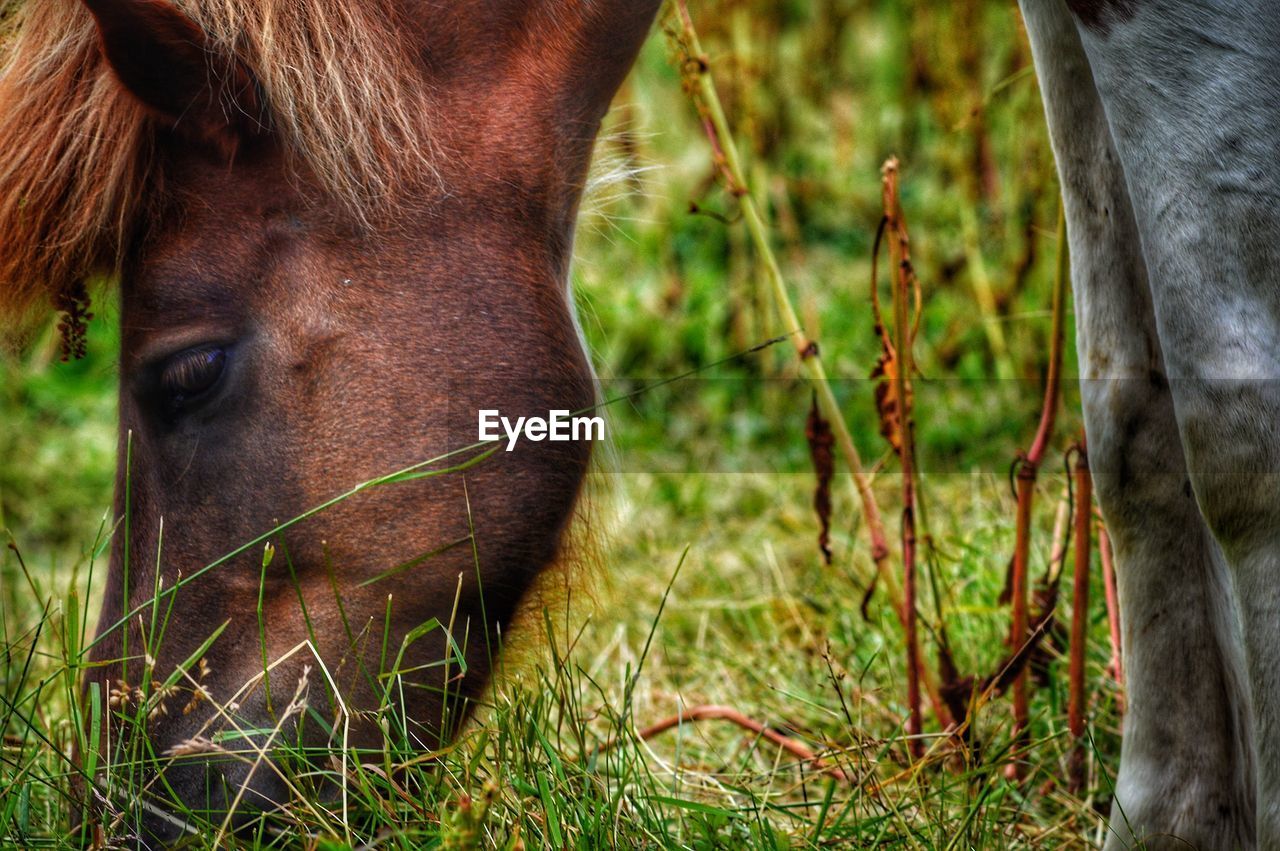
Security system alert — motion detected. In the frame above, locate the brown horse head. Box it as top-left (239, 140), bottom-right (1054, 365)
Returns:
top-left (0, 0), bottom-right (658, 841)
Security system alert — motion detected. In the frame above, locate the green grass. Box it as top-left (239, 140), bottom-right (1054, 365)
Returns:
top-left (0, 467), bottom-right (1123, 848)
top-left (0, 0), bottom-right (1129, 847)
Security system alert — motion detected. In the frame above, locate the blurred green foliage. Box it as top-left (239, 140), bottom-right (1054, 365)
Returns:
top-left (577, 0), bottom-right (1081, 478)
top-left (1, 311), bottom-right (117, 559)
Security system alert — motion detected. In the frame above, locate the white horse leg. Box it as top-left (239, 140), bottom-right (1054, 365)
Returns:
top-left (1020, 1), bottom-right (1256, 846)
top-left (1071, 0), bottom-right (1280, 844)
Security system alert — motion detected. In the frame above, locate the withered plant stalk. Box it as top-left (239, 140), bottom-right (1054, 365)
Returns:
top-left (1008, 204), bottom-right (1069, 769)
top-left (1097, 518), bottom-right (1125, 704)
top-left (668, 0), bottom-right (951, 732)
top-left (1068, 438), bottom-right (1092, 792)
top-left (880, 158), bottom-right (924, 757)
top-left (594, 704), bottom-right (850, 783)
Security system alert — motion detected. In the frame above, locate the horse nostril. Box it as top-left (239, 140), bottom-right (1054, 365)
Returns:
top-left (122, 742), bottom-right (295, 846)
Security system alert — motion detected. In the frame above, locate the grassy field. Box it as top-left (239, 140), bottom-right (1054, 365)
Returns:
top-left (0, 0), bottom-right (1129, 847)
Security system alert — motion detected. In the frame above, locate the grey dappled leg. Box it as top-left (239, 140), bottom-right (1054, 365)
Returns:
top-left (1020, 1), bottom-right (1256, 846)
top-left (1072, 0), bottom-right (1280, 843)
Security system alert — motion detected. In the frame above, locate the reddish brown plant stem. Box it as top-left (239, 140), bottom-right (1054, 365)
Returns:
top-left (1008, 206), bottom-right (1069, 774)
top-left (1097, 519), bottom-right (1125, 706)
top-left (881, 159), bottom-right (924, 758)
top-left (1009, 468), bottom-right (1036, 758)
top-left (1068, 439), bottom-right (1092, 792)
top-left (599, 704), bottom-right (851, 783)
top-left (902, 498), bottom-right (922, 758)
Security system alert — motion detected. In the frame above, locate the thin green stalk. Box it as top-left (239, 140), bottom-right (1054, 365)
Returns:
top-left (670, 0), bottom-right (896, 611)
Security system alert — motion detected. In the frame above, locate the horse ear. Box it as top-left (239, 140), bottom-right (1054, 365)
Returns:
top-left (538, 2), bottom-right (663, 124)
top-left (80, 0), bottom-right (261, 152)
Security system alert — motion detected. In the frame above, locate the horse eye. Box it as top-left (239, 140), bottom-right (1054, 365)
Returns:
top-left (158, 345), bottom-right (227, 408)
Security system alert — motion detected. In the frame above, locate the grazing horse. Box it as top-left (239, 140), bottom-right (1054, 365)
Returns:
top-left (0, 0), bottom-right (659, 842)
top-left (1022, 0), bottom-right (1279, 847)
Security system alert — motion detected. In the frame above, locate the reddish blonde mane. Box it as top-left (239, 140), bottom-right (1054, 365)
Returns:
top-left (0, 0), bottom-right (436, 337)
